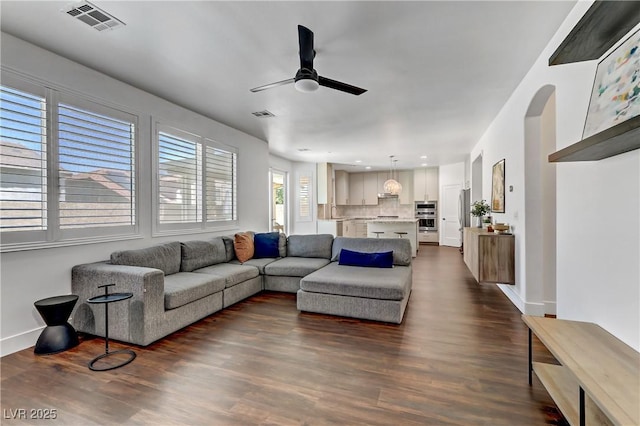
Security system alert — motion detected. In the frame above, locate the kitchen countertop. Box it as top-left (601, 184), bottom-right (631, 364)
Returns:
top-left (366, 218), bottom-right (419, 223)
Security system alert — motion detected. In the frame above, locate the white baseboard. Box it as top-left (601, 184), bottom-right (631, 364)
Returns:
top-left (0, 327), bottom-right (42, 357)
top-left (497, 284), bottom-right (545, 316)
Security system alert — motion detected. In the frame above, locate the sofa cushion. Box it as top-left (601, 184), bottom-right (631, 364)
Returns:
top-left (221, 236), bottom-right (236, 262)
top-left (164, 272), bottom-right (226, 310)
top-left (278, 233), bottom-right (287, 258)
top-left (339, 249), bottom-right (393, 268)
top-left (264, 257), bottom-right (330, 277)
top-left (234, 232), bottom-right (254, 263)
top-left (111, 241), bottom-right (181, 275)
top-left (229, 258), bottom-right (277, 274)
top-left (180, 238), bottom-right (227, 272)
top-left (287, 234), bottom-right (333, 259)
top-left (300, 262), bottom-right (411, 301)
top-left (254, 232), bottom-right (280, 258)
top-left (194, 263), bottom-right (260, 288)
top-left (331, 237), bottom-right (411, 266)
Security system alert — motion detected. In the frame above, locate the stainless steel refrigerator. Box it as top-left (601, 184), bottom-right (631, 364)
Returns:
top-left (459, 189), bottom-right (471, 230)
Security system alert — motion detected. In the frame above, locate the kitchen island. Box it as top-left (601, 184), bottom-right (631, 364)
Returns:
top-left (366, 218), bottom-right (419, 257)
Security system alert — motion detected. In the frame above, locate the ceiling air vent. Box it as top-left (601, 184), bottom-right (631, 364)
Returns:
top-left (64, 1), bottom-right (125, 31)
top-left (251, 110), bottom-right (275, 118)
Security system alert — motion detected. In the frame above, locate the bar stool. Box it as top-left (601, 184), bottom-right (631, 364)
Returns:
top-left (394, 231), bottom-right (408, 238)
top-left (372, 231), bottom-right (384, 238)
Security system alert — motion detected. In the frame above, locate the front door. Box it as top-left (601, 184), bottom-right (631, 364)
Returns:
top-left (441, 183), bottom-right (462, 247)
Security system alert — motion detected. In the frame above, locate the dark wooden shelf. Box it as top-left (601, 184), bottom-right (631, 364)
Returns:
top-left (549, 1), bottom-right (640, 66)
top-left (549, 115), bottom-right (640, 162)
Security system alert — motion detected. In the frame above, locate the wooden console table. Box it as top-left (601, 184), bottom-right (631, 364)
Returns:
top-left (523, 315), bottom-right (639, 426)
top-left (463, 227), bottom-right (515, 284)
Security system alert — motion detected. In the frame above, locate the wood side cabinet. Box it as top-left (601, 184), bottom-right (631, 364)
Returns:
top-left (463, 227), bottom-right (515, 284)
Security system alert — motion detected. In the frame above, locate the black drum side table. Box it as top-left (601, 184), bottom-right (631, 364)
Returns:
top-left (34, 295), bottom-right (80, 355)
top-left (87, 284), bottom-right (136, 371)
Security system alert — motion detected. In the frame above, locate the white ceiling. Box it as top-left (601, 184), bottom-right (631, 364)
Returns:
top-left (0, 1), bottom-right (576, 171)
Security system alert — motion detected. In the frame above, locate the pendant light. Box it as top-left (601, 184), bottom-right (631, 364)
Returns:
top-left (383, 155), bottom-right (402, 195)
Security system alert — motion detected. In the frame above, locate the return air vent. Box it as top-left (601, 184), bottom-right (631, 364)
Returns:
top-left (64, 1), bottom-right (125, 31)
top-left (251, 110), bottom-right (275, 118)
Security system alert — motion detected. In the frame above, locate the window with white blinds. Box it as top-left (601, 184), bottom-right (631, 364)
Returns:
top-left (0, 74), bottom-right (138, 249)
top-left (158, 130), bottom-right (202, 224)
top-left (205, 143), bottom-right (236, 223)
top-left (155, 125), bottom-right (237, 232)
top-left (0, 85), bottom-right (48, 234)
top-left (58, 102), bottom-right (135, 230)
top-left (298, 174), bottom-right (312, 222)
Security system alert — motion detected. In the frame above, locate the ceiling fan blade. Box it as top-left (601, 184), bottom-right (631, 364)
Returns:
top-left (250, 78), bottom-right (295, 93)
top-left (318, 76), bottom-right (367, 96)
top-left (298, 25), bottom-right (315, 70)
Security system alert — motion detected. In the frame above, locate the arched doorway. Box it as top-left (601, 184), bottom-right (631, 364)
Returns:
top-left (524, 85), bottom-right (557, 316)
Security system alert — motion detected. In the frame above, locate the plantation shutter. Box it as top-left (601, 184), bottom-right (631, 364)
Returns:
top-left (205, 143), bottom-right (236, 223)
top-left (0, 85), bottom-right (48, 233)
top-left (158, 130), bottom-right (202, 224)
top-left (298, 174), bottom-right (311, 221)
top-left (57, 102), bottom-right (135, 230)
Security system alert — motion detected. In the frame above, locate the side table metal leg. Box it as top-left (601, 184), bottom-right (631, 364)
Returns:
top-left (579, 387), bottom-right (585, 426)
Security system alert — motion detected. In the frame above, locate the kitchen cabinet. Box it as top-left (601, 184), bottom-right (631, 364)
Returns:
top-left (348, 172), bottom-right (378, 206)
top-left (463, 227), bottom-right (515, 284)
top-left (413, 167), bottom-right (439, 202)
top-left (316, 162), bottom-right (333, 205)
top-left (398, 171), bottom-right (413, 205)
top-left (342, 220), bottom-right (355, 237)
top-left (335, 170), bottom-right (349, 205)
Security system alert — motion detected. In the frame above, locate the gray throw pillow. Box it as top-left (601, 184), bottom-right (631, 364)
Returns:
top-left (278, 233), bottom-right (287, 258)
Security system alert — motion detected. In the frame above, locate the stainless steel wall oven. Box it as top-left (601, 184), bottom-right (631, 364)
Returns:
top-left (415, 201), bottom-right (437, 231)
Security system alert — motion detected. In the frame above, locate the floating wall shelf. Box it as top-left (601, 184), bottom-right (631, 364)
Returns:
top-left (549, 1), bottom-right (640, 66)
top-left (549, 115), bottom-right (640, 162)
top-left (548, 0), bottom-right (640, 162)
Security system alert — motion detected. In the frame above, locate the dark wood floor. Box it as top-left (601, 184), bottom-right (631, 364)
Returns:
top-left (1, 245), bottom-right (564, 425)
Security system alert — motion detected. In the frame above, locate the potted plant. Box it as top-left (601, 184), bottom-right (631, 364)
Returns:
top-left (471, 200), bottom-right (490, 228)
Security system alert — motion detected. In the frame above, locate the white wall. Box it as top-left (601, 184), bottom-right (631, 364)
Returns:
top-left (0, 34), bottom-right (270, 355)
top-left (469, 2), bottom-right (640, 350)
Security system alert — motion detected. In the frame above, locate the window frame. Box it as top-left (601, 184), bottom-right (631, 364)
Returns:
top-left (152, 121), bottom-right (238, 236)
top-left (0, 70), bottom-right (140, 252)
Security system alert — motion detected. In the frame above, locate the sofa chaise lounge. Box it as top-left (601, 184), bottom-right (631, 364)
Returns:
top-left (71, 233), bottom-right (412, 346)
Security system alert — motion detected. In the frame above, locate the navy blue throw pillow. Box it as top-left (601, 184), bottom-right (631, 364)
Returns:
top-left (338, 249), bottom-right (393, 268)
top-left (253, 232), bottom-right (281, 258)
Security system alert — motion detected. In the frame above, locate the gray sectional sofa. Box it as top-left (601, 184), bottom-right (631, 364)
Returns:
top-left (71, 233), bottom-right (412, 346)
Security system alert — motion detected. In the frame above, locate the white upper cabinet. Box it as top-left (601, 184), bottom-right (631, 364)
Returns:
top-left (398, 170), bottom-right (413, 205)
top-left (348, 172), bottom-right (379, 205)
top-left (362, 173), bottom-right (378, 205)
top-left (334, 170), bottom-right (349, 205)
top-left (413, 167), bottom-right (439, 201)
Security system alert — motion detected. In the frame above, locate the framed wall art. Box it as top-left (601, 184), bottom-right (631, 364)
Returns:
top-left (491, 159), bottom-right (505, 213)
top-left (583, 27), bottom-right (640, 138)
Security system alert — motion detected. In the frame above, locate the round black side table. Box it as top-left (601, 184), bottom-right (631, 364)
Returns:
top-left (34, 295), bottom-right (80, 355)
top-left (87, 284), bottom-right (136, 371)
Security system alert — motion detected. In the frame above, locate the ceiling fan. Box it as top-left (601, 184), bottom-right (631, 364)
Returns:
top-left (250, 25), bottom-right (367, 96)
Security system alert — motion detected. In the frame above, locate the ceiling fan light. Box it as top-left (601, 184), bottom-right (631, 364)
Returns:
top-left (295, 78), bottom-right (319, 93)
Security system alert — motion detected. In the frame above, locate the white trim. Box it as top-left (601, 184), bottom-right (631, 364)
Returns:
top-left (0, 327), bottom-right (43, 357)
top-left (497, 284), bottom-right (545, 316)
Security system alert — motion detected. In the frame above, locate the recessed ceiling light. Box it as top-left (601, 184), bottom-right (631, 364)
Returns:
top-left (355, 160), bottom-right (362, 163)
top-left (297, 148), bottom-right (311, 152)
top-left (421, 163), bottom-right (428, 166)
top-left (365, 166), bottom-right (371, 170)
top-left (420, 155), bottom-right (427, 159)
